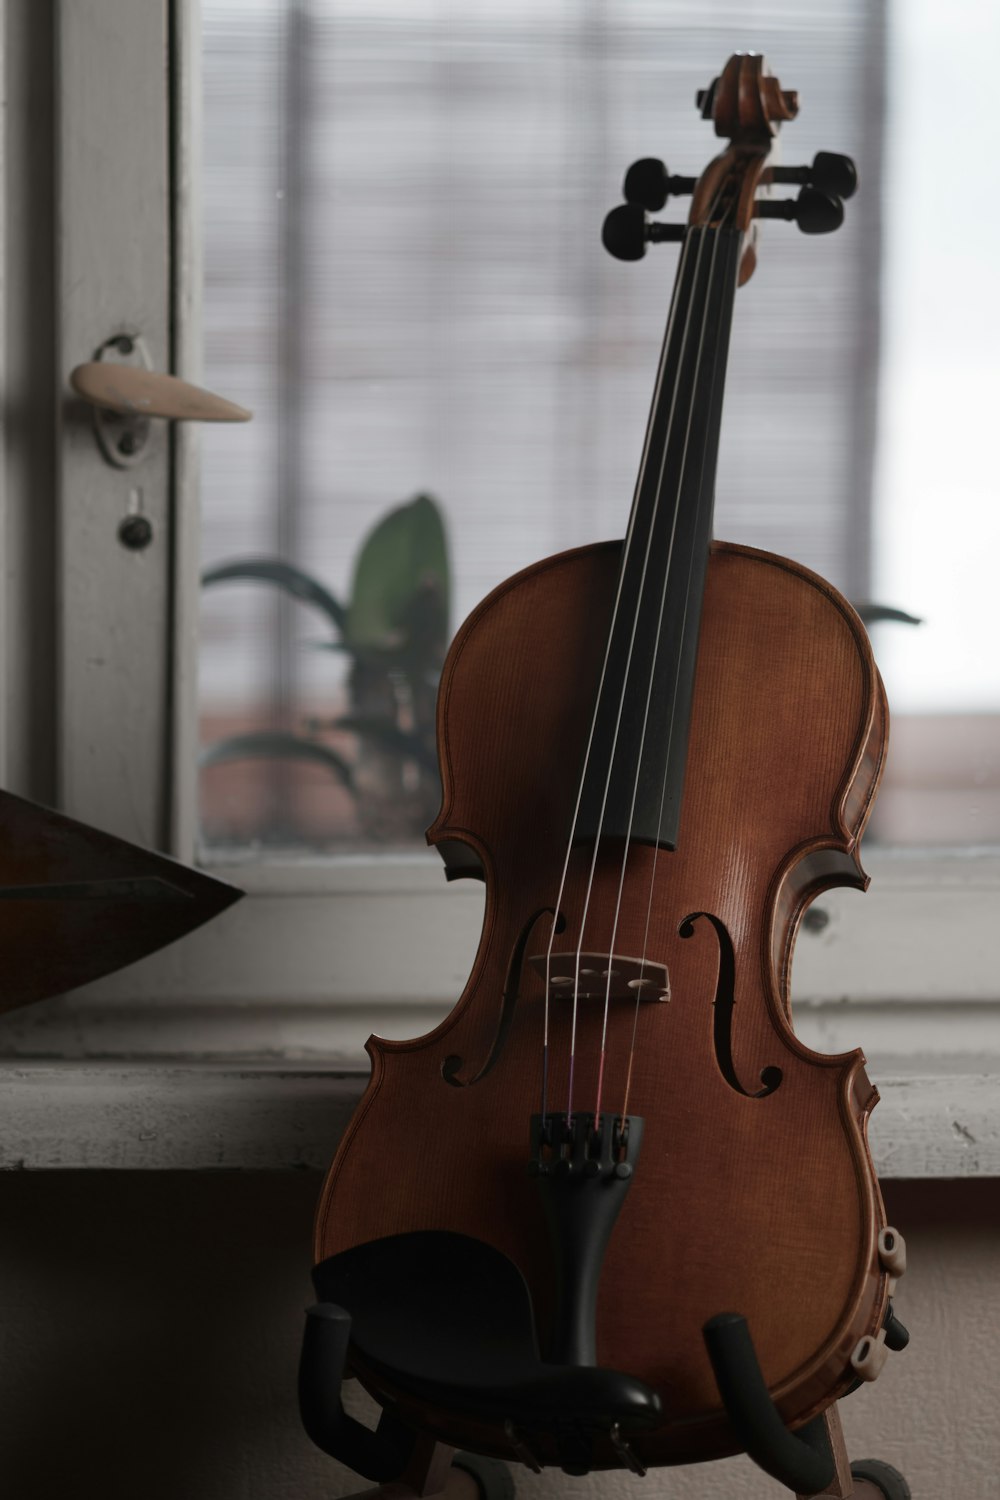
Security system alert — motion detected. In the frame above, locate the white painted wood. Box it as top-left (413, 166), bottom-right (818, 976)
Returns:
top-left (865, 1071), bottom-right (1000, 1178)
top-left (0, 1063), bottom-right (361, 1171)
top-left (0, 848), bottom-right (994, 1098)
top-left (170, 0), bottom-right (206, 861)
top-left (55, 0), bottom-right (172, 849)
top-left (5, 991), bottom-right (1000, 1078)
top-left (0, 12), bottom-right (9, 790)
top-left (61, 857), bottom-right (489, 1006)
top-left (0, 5), bottom-right (59, 808)
top-left (1, 1062), bottom-right (995, 1175)
top-left (52, 849), bottom-right (1000, 1014)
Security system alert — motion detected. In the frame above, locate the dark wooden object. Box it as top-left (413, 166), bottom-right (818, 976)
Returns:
top-left (314, 540), bottom-right (889, 1467)
top-left (0, 789), bottom-right (240, 1014)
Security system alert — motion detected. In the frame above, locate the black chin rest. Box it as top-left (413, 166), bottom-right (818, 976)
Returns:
top-left (313, 1229), bottom-right (662, 1432)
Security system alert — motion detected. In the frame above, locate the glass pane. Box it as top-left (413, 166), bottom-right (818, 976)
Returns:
top-left (869, 0), bottom-right (1000, 844)
top-left (197, 0), bottom-right (996, 856)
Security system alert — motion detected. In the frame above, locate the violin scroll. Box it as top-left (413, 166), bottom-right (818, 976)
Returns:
top-left (697, 54), bottom-right (798, 138)
top-left (603, 53), bottom-right (856, 282)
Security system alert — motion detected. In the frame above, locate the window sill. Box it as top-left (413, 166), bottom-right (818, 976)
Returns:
top-left (4, 847), bottom-right (993, 1019)
top-left (1, 850), bottom-right (996, 1176)
top-left (1, 1057), bottom-right (997, 1177)
top-left (0, 850), bottom-right (997, 1072)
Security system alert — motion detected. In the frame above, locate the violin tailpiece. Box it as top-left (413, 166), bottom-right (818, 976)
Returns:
top-left (529, 1112), bottom-right (644, 1367)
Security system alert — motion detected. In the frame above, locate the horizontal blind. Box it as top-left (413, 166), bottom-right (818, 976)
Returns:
top-left (199, 1), bottom-right (881, 844)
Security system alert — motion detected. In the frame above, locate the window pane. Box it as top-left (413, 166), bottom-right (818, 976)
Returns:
top-left (870, 0), bottom-right (1000, 844)
top-left (197, 1), bottom-right (993, 854)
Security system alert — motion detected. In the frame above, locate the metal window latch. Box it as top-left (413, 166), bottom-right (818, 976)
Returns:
top-left (69, 332), bottom-right (252, 469)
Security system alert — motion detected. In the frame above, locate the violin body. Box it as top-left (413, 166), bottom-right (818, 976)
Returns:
top-left (315, 537), bottom-right (890, 1467)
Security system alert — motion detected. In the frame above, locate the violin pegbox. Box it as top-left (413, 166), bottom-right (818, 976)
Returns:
top-left (602, 53), bottom-right (857, 284)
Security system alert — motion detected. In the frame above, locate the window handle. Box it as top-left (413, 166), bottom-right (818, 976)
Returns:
top-left (69, 333), bottom-right (251, 468)
top-left (70, 359), bottom-right (251, 423)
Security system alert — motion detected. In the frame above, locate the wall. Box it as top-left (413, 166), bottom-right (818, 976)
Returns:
top-left (0, 1174), bottom-right (995, 1500)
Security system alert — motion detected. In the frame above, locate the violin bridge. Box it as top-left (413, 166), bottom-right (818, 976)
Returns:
top-left (528, 951), bottom-right (669, 1002)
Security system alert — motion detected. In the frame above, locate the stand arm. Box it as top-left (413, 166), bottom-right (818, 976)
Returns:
top-left (299, 1303), bottom-right (416, 1482)
top-left (703, 1313), bottom-right (835, 1495)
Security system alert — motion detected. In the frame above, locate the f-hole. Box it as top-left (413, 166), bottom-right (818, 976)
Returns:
top-left (442, 907), bottom-right (565, 1087)
top-left (679, 911), bottom-right (782, 1099)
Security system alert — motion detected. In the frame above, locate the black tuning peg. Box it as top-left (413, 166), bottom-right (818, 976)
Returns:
top-left (770, 151), bottom-right (858, 200)
top-left (623, 158), bottom-right (697, 212)
top-left (602, 203), bottom-right (686, 262)
top-left (755, 186), bottom-right (845, 236)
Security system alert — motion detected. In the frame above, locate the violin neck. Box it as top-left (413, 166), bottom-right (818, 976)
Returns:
top-left (575, 225), bottom-right (742, 851)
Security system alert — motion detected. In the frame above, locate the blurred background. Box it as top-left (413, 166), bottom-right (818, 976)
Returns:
top-left (197, 0), bottom-right (999, 855)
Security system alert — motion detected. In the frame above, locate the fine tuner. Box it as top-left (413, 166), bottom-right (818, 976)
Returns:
top-left (603, 148), bottom-right (858, 261)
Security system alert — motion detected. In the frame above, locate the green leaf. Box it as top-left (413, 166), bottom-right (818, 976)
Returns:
top-left (347, 494), bottom-right (450, 653)
top-left (201, 558), bottom-right (347, 635)
top-left (851, 601), bottom-right (923, 627)
top-left (198, 731), bottom-right (354, 788)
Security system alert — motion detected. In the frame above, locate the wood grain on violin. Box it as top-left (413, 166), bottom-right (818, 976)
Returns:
top-left (312, 53), bottom-right (893, 1475)
top-left (314, 541), bottom-right (890, 1466)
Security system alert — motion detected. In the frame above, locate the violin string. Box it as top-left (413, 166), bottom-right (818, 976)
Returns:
top-left (540, 222), bottom-right (700, 1127)
top-left (566, 224), bottom-right (719, 1126)
top-left (561, 183), bottom-right (729, 1127)
top-left (620, 205), bottom-right (741, 1124)
top-left (538, 235), bottom-right (690, 1126)
top-left (594, 220), bottom-right (727, 1123)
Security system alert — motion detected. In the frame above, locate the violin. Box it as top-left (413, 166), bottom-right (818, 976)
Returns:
top-left (310, 54), bottom-right (902, 1480)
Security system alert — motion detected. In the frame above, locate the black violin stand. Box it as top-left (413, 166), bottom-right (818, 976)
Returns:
top-left (298, 1227), bottom-right (911, 1500)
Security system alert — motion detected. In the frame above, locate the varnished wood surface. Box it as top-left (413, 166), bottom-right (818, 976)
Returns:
top-left (314, 540), bottom-right (890, 1469)
top-left (690, 55), bottom-right (800, 286)
top-left (0, 790), bottom-right (241, 1016)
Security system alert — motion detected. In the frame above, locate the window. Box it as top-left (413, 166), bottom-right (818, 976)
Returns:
top-left (0, 1), bottom-right (996, 1084)
top-left (197, 0), bottom-right (887, 853)
top-left (195, 1), bottom-right (1000, 862)
top-left (871, 0), bottom-right (1000, 845)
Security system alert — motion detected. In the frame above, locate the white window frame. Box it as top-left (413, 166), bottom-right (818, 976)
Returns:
top-left (2, 0), bottom-right (998, 1085)
top-left (54, 0), bottom-right (175, 851)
